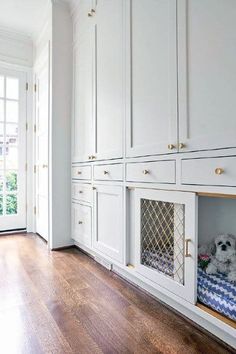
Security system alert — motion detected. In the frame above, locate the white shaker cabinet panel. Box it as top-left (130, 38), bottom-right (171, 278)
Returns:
top-left (126, 0), bottom-right (178, 158)
top-left (72, 4), bottom-right (95, 163)
top-left (93, 184), bottom-right (123, 263)
top-left (94, 0), bottom-right (124, 160)
top-left (178, 0), bottom-right (236, 152)
top-left (72, 202), bottom-right (92, 248)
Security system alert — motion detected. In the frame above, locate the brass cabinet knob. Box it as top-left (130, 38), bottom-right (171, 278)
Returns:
top-left (179, 143), bottom-right (185, 149)
top-left (91, 155), bottom-right (96, 160)
top-left (88, 8), bottom-right (95, 17)
top-left (77, 171), bottom-right (82, 175)
top-left (78, 221), bottom-right (83, 225)
top-left (103, 171), bottom-right (109, 175)
top-left (185, 239), bottom-right (191, 257)
top-left (142, 169), bottom-right (149, 175)
top-left (79, 190), bottom-right (83, 194)
top-left (215, 168), bottom-right (224, 175)
top-left (88, 156), bottom-right (92, 160)
top-left (168, 144), bottom-right (175, 150)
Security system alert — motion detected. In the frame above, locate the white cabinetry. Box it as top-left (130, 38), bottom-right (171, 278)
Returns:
top-left (93, 184), bottom-right (123, 263)
top-left (72, 0), bottom-right (124, 162)
top-left (126, 0), bottom-right (178, 157)
top-left (72, 0), bottom-right (94, 162)
top-left (95, 0), bottom-right (124, 160)
top-left (178, 0), bottom-right (236, 152)
top-left (72, 202), bottom-right (92, 248)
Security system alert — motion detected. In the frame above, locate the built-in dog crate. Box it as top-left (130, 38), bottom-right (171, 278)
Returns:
top-left (197, 194), bottom-right (236, 328)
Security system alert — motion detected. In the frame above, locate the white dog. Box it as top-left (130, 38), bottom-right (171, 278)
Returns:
top-left (200, 234), bottom-right (236, 282)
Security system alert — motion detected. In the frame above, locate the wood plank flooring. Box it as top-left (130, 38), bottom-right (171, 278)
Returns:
top-left (0, 233), bottom-right (235, 354)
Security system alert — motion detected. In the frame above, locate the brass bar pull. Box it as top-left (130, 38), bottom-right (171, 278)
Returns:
top-left (185, 239), bottom-right (191, 257)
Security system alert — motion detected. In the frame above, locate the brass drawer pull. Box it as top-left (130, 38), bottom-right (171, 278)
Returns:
top-left (79, 191), bottom-right (83, 194)
top-left (179, 143), bottom-right (185, 149)
top-left (77, 171), bottom-right (82, 175)
top-left (103, 171), bottom-right (109, 175)
top-left (168, 144), bottom-right (175, 150)
top-left (78, 221), bottom-right (83, 225)
top-left (142, 169), bottom-right (149, 175)
top-left (185, 239), bottom-right (191, 257)
top-left (215, 168), bottom-right (224, 175)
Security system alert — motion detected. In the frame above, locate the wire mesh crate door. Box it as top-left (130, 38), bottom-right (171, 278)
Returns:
top-left (140, 199), bottom-right (185, 284)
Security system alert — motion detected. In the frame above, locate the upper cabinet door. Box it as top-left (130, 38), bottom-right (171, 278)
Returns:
top-left (126, 0), bottom-right (178, 158)
top-left (72, 0), bottom-right (95, 163)
top-left (178, 0), bottom-right (236, 152)
top-left (94, 0), bottom-right (124, 160)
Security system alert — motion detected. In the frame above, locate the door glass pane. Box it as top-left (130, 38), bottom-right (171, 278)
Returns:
top-left (6, 124), bottom-right (18, 146)
top-left (0, 194), bottom-right (3, 215)
top-left (6, 171), bottom-right (17, 192)
top-left (6, 146), bottom-right (18, 169)
top-left (6, 101), bottom-right (18, 123)
top-left (0, 148), bottom-right (3, 169)
top-left (6, 77), bottom-right (19, 100)
top-left (0, 171), bottom-right (3, 192)
top-left (0, 76), bottom-right (4, 98)
top-left (140, 199), bottom-right (185, 285)
top-left (6, 194), bottom-right (17, 215)
top-left (0, 99), bottom-right (4, 121)
top-left (0, 123), bottom-right (3, 142)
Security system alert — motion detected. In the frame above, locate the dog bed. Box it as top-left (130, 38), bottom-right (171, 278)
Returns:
top-left (198, 267), bottom-right (236, 321)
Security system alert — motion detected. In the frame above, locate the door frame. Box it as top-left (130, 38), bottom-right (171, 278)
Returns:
top-left (0, 61), bottom-right (33, 233)
top-left (33, 42), bottom-right (50, 243)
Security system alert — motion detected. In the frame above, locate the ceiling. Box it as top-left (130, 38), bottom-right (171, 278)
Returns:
top-left (0, 0), bottom-right (51, 39)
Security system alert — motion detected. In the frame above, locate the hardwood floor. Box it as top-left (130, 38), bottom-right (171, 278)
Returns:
top-left (0, 234), bottom-right (234, 354)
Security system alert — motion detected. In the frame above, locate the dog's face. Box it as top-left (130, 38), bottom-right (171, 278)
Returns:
top-left (215, 234), bottom-right (236, 262)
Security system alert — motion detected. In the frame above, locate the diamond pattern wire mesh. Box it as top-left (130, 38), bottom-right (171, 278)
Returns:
top-left (140, 199), bottom-right (185, 284)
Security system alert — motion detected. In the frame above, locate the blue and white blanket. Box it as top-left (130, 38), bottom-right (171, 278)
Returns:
top-left (198, 267), bottom-right (236, 321)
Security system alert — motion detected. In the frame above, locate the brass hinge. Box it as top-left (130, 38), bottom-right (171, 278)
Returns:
top-left (25, 163), bottom-right (28, 171)
top-left (26, 122), bottom-right (28, 131)
top-left (34, 165), bottom-right (37, 173)
top-left (26, 82), bottom-right (29, 91)
top-left (34, 206), bottom-right (36, 215)
top-left (34, 84), bottom-right (37, 92)
top-left (34, 124), bottom-right (36, 133)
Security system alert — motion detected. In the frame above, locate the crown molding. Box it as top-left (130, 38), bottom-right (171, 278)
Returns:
top-left (0, 26), bottom-right (32, 45)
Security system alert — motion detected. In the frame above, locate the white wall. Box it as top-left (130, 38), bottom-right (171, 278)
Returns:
top-left (50, 1), bottom-right (72, 248)
top-left (198, 196), bottom-right (236, 245)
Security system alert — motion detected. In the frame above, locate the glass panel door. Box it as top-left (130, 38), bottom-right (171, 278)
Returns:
top-left (0, 69), bottom-right (26, 231)
top-left (134, 189), bottom-right (197, 303)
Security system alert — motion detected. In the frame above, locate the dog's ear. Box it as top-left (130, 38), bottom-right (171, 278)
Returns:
top-left (210, 243), bottom-right (216, 255)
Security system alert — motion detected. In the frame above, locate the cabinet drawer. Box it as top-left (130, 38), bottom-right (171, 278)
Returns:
top-left (126, 161), bottom-right (176, 184)
top-left (72, 183), bottom-right (92, 203)
top-left (182, 156), bottom-right (236, 186)
top-left (72, 165), bottom-right (91, 180)
top-left (72, 202), bottom-right (92, 248)
top-left (94, 163), bottom-right (123, 181)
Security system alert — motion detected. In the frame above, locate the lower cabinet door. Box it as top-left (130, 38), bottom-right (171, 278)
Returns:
top-left (93, 184), bottom-right (123, 263)
top-left (134, 188), bottom-right (197, 304)
top-left (72, 202), bottom-right (92, 248)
